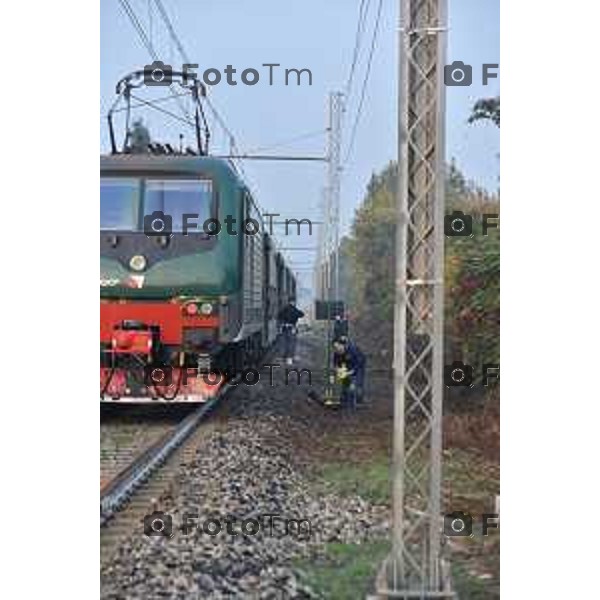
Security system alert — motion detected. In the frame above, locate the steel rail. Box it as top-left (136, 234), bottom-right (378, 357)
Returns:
top-left (100, 381), bottom-right (235, 526)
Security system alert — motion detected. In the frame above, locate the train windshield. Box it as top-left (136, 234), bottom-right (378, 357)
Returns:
top-left (100, 178), bottom-right (139, 230)
top-left (144, 179), bottom-right (213, 232)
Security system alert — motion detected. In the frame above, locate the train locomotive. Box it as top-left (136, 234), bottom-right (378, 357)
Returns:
top-left (100, 153), bottom-right (297, 402)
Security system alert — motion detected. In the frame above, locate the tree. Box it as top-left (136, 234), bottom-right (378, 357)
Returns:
top-left (340, 161), bottom-right (499, 372)
top-left (468, 97), bottom-right (500, 127)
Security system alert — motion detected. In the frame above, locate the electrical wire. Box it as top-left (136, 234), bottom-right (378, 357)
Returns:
top-left (104, 90), bottom-right (189, 116)
top-left (343, 0), bottom-right (383, 166)
top-left (118, 0), bottom-right (190, 121)
top-left (345, 0), bottom-right (371, 101)
top-left (151, 0), bottom-right (246, 172)
top-left (136, 0), bottom-right (307, 266)
top-left (129, 93), bottom-right (194, 127)
top-left (243, 128), bottom-right (327, 155)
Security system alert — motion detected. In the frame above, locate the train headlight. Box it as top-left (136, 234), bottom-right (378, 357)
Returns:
top-left (200, 302), bottom-right (214, 315)
top-left (129, 254), bottom-right (147, 272)
top-left (185, 302), bottom-right (199, 316)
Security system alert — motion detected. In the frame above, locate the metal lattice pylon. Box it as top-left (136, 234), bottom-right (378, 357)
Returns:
top-left (378, 0), bottom-right (452, 597)
top-left (315, 92), bottom-right (344, 302)
top-left (315, 92), bottom-right (344, 405)
top-left (314, 188), bottom-right (327, 300)
top-left (328, 91), bottom-right (344, 301)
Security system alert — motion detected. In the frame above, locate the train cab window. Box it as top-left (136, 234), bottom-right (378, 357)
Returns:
top-left (144, 179), bottom-right (213, 232)
top-left (100, 178), bottom-right (139, 231)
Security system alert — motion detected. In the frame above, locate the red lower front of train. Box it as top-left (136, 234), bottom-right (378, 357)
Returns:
top-left (100, 300), bottom-right (224, 402)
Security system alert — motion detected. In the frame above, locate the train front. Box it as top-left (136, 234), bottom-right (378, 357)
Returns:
top-left (100, 155), bottom-right (238, 402)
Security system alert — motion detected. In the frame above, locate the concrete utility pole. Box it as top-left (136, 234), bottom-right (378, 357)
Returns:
top-left (377, 0), bottom-right (452, 597)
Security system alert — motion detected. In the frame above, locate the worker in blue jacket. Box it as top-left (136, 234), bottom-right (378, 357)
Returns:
top-left (332, 336), bottom-right (366, 408)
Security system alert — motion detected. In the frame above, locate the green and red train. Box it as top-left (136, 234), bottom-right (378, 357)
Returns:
top-left (100, 153), bottom-right (296, 402)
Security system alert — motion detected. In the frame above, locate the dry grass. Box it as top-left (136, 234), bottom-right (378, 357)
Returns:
top-left (443, 387), bottom-right (499, 462)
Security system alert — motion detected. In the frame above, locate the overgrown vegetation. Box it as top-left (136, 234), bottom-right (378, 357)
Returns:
top-left (304, 151), bottom-right (500, 599)
top-left (317, 461), bottom-right (390, 505)
top-left (445, 163), bottom-right (500, 372)
top-left (468, 96), bottom-right (500, 128)
top-left (307, 449), bottom-right (499, 599)
top-left (296, 541), bottom-right (390, 600)
top-left (340, 160), bottom-right (500, 386)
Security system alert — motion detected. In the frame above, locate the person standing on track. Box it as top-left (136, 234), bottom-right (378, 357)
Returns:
top-left (278, 302), bottom-right (305, 365)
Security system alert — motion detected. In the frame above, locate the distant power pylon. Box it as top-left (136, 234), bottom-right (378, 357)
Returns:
top-left (315, 92), bottom-right (344, 302)
top-left (328, 91), bottom-right (344, 302)
top-left (377, 0), bottom-right (452, 598)
top-left (314, 188), bottom-right (327, 300)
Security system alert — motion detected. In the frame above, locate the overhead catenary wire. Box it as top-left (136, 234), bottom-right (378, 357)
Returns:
top-left (150, 2), bottom-right (319, 171)
top-left (315, 0), bottom-right (383, 301)
top-left (118, 0), bottom-right (191, 122)
top-left (151, 0), bottom-right (250, 179)
top-left (152, 1), bottom-right (237, 151)
top-left (132, 0), bottom-right (321, 271)
top-left (105, 90), bottom-right (189, 116)
top-left (243, 128), bottom-right (328, 155)
top-left (150, 0), bottom-right (286, 249)
top-left (153, 0), bottom-right (189, 66)
top-left (147, 0), bottom-right (153, 50)
top-left (314, 0), bottom-right (376, 302)
top-left (345, 0), bottom-right (371, 101)
top-left (129, 93), bottom-right (194, 128)
top-left (343, 0), bottom-right (384, 166)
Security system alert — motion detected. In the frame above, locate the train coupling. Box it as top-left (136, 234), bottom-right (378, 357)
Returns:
top-left (110, 320), bottom-right (156, 355)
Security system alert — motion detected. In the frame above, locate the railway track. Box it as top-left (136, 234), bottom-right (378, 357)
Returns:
top-left (99, 380), bottom-right (241, 563)
top-left (100, 397), bottom-right (219, 526)
top-left (99, 343), bottom-right (286, 562)
top-left (100, 420), bottom-right (177, 490)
